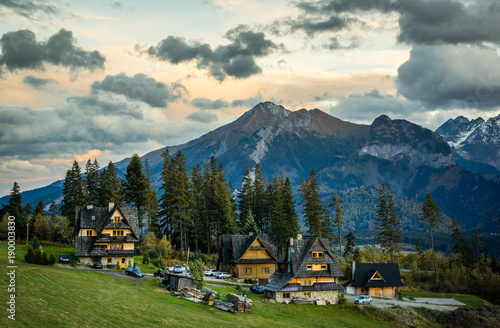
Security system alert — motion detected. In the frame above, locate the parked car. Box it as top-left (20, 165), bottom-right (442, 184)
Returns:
top-left (154, 269), bottom-right (168, 277)
top-left (92, 261), bottom-right (103, 269)
top-left (354, 295), bottom-right (372, 305)
top-left (216, 272), bottom-right (231, 279)
top-left (173, 265), bottom-right (183, 273)
top-left (204, 269), bottom-right (219, 276)
top-left (59, 254), bottom-right (69, 264)
top-left (249, 285), bottom-right (265, 294)
top-left (125, 267), bottom-right (144, 277)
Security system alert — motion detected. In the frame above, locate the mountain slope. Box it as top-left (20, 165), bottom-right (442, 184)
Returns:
top-left (436, 115), bottom-right (500, 172)
top-left (3, 102), bottom-right (500, 232)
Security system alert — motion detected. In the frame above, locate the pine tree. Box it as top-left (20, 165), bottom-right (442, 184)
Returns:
top-left (85, 158), bottom-right (100, 205)
top-left (253, 164), bottom-right (268, 234)
top-left (473, 231), bottom-right (486, 273)
top-left (123, 154), bottom-right (148, 232)
top-left (328, 194), bottom-right (344, 257)
top-left (451, 217), bottom-right (474, 275)
top-left (419, 193), bottom-right (442, 281)
top-left (7, 182), bottom-right (28, 241)
top-left (241, 209), bottom-right (259, 235)
top-left (344, 232), bottom-right (356, 256)
top-left (61, 161), bottom-right (86, 226)
top-left (100, 161), bottom-right (124, 206)
top-left (34, 199), bottom-right (45, 217)
top-left (299, 169), bottom-right (328, 238)
top-left (144, 159), bottom-right (160, 236)
top-left (190, 163), bottom-right (207, 252)
top-left (375, 184), bottom-right (403, 263)
top-left (237, 167), bottom-right (254, 230)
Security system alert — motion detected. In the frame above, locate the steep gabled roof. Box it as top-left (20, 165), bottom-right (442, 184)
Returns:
top-left (219, 234), bottom-right (277, 265)
top-left (346, 263), bottom-right (404, 288)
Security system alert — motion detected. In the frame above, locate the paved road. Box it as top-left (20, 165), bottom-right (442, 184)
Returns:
top-left (344, 294), bottom-right (461, 312)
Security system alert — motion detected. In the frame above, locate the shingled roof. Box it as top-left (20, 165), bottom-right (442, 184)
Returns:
top-left (74, 204), bottom-right (139, 257)
top-left (219, 234), bottom-right (277, 265)
top-left (265, 236), bottom-right (344, 292)
top-left (345, 263), bottom-right (404, 288)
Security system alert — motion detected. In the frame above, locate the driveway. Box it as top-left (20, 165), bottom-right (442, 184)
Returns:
top-left (344, 294), bottom-right (463, 312)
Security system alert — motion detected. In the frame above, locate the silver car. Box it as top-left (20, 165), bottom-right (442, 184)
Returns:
top-left (354, 295), bottom-right (372, 305)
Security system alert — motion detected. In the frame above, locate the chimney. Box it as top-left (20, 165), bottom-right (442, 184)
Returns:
top-left (249, 231), bottom-right (253, 236)
top-left (297, 234), bottom-right (302, 240)
top-left (290, 238), bottom-right (294, 246)
top-left (352, 261), bottom-right (356, 279)
top-left (108, 202), bottom-right (115, 211)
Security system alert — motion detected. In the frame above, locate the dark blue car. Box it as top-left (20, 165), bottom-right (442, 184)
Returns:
top-left (125, 267), bottom-right (144, 277)
top-left (250, 285), bottom-right (265, 294)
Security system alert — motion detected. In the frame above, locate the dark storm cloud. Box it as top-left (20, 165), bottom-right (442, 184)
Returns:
top-left (0, 29), bottom-right (105, 76)
top-left (186, 110), bottom-right (218, 123)
top-left (191, 97), bottom-right (229, 110)
top-left (396, 45), bottom-right (500, 109)
top-left (146, 25), bottom-right (281, 81)
top-left (22, 75), bottom-right (58, 89)
top-left (0, 0), bottom-right (58, 18)
top-left (91, 73), bottom-right (186, 108)
top-left (291, 0), bottom-right (500, 45)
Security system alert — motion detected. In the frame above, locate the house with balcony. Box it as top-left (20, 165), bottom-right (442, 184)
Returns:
top-left (218, 233), bottom-right (277, 285)
top-left (264, 235), bottom-right (344, 304)
top-left (75, 203), bottom-right (139, 268)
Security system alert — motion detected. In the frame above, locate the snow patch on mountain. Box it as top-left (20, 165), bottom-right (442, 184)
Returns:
top-left (249, 126), bottom-right (274, 163)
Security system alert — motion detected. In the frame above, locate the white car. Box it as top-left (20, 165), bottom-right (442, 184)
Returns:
top-left (354, 295), bottom-right (372, 305)
top-left (204, 269), bottom-right (219, 276)
top-left (173, 265), bottom-right (183, 273)
top-left (216, 272), bottom-right (231, 279)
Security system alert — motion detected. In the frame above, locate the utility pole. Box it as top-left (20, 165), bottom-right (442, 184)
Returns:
top-left (26, 223), bottom-right (29, 245)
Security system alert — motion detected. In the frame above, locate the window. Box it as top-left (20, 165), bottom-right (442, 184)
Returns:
top-left (245, 268), bottom-right (252, 274)
top-left (321, 265), bottom-right (327, 271)
top-left (312, 251), bottom-right (323, 258)
top-left (282, 292), bottom-right (290, 299)
top-left (301, 280), bottom-right (311, 286)
top-left (113, 230), bottom-right (124, 237)
top-left (262, 267), bottom-right (270, 274)
top-left (114, 216), bottom-right (121, 223)
top-left (121, 257), bottom-right (126, 263)
top-left (107, 258), bottom-right (112, 264)
top-left (370, 271), bottom-right (383, 280)
top-left (306, 265), bottom-right (312, 271)
top-left (113, 230), bottom-right (116, 236)
top-left (303, 292), bottom-right (311, 298)
top-left (86, 230), bottom-right (92, 236)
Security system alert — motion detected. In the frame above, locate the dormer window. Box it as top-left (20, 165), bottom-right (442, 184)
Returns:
top-left (114, 216), bottom-right (121, 223)
top-left (312, 251), bottom-right (323, 258)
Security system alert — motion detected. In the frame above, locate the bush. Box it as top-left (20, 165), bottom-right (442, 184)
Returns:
top-left (147, 247), bottom-right (160, 260)
top-left (49, 254), bottom-right (56, 266)
top-left (116, 261), bottom-right (121, 271)
top-left (338, 293), bottom-right (347, 305)
top-left (32, 236), bottom-right (40, 250)
top-left (42, 252), bottom-right (49, 265)
top-left (153, 257), bottom-right (164, 269)
top-left (142, 253), bottom-right (150, 265)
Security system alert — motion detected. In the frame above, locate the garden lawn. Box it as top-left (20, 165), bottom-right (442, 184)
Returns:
top-left (0, 242), bottom-right (74, 263)
top-left (399, 290), bottom-right (489, 307)
top-left (0, 264), bottom-right (405, 328)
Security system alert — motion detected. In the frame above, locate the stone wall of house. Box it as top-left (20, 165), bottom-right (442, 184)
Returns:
top-left (274, 290), bottom-right (339, 304)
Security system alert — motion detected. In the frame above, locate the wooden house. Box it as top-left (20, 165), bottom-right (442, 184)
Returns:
top-left (74, 203), bottom-right (140, 268)
top-left (343, 262), bottom-right (404, 298)
top-left (264, 235), bottom-right (344, 304)
top-left (218, 234), bottom-right (277, 285)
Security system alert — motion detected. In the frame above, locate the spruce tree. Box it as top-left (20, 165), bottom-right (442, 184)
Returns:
top-left (328, 194), bottom-right (344, 257)
top-left (253, 164), bottom-right (268, 234)
top-left (241, 209), bottom-right (259, 235)
top-left (299, 169), bottom-right (327, 238)
top-left (190, 163), bottom-right (207, 252)
top-left (61, 161), bottom-right (86, 226)
top-left (34, 199), bottom-right (45, 217)
top-left (344, 232), bottom-right (356, 256)
top-left (123, 154), bottom-right (148, 232)
top-left (375, 184), bottom-right (403, 263)
top-left (144, 159), bottom-right (160, 236)
top-left (237, 167), bottom-right (254, 230)
top-left (100, 161), bottom-right (124, 206)
top-left (419, 193), bottom-right (442, 281)
top-left (451, 217), bottom-right (474, 275)
top-left (85, 158), bottom-right (100, 205)
top-left (7, 182), bottom-right (28, 241)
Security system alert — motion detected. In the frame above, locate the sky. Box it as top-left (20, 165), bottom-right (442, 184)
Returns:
top-left (1, 0), bottom-right (500, 197)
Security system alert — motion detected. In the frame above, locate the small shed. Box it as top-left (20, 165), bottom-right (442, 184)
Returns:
top-left (163, 272), bottom-right (196, 291)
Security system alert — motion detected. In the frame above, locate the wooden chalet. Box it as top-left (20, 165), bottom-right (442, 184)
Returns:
top-left (218, 234), bottom-right (277, 285)
top-left (343, 262), bottom-right (404, 298)
top-left (74, 203), bottom-right (140, 268)
top-left (264, 235), bottom-right (344, 304)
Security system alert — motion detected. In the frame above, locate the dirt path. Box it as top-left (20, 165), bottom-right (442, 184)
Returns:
top-left (345, 294), bottom-right (461, 312)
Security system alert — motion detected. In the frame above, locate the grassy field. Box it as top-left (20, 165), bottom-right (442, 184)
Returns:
top-left (399, 289), bottom-right (488, 307)
top-left (0, 242), bottom-right (74, 263)
top-left (0, 264), bottom-right (414, 328)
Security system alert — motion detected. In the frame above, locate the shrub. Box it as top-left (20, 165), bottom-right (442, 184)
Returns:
top-left (142, 253), bottom-right (150, 265)
top-left (32, 236), bottom-right (40, 250)
top-left (338, 293), bottom-right (347, 305)
top-left (156, 236), bottom-right (171, 258)
top-left (49, 254), bottom-right (56, 266)
top-left (116, 260), bottom-right (121, 271)
top-left (147, 247), bottom-right (160, 260)
top-left (128, 260), bottom-right (132, 268)
top-left (153, 256), bottom-right (164, 269)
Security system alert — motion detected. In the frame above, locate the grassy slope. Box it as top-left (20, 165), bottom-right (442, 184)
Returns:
top-left (0, 243), bottom-right (74, 263)
top-left (0, 265), bottom-right (404, 328)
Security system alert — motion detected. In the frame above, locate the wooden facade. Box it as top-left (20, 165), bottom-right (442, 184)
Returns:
top-left (264, 236), bottom-right (344, 304)
top-left (75, 203), bottom-right (140, 267)
top-left (218, 234), bottom-right (277, 284)
top-left (343, 262), bottom-right (404, 298)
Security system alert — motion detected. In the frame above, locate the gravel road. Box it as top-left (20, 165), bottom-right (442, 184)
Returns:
top-left (344, 294), bottom-right (463, 312)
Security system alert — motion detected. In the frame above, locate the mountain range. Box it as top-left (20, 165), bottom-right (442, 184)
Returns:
top-left (3, 102), bottom-right (500, 232)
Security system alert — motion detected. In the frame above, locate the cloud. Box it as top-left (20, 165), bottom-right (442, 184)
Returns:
top-left (0, 28), bottom-right (105, 77)
top-left (286, 15), bottom-right (353, 37)
top-left (22, 75), bottom-right (59, 89)
top-left (322, 36), bottom-right (360, 51)
top-left (186, 110), bottom-right (218, 123)
top-left (231, 92), bottom-right (263, 107)
top-left (191, 97), bottom-right (229, 110)
top-left (0, 0), bottom-right (59, 18)
top-left (396, 44), bottom-right (500, 109)
top-left (331, 89), bottom-right (424, 123)
top-left (91, 73), bottom-right (186, 108)
top-left (145, 25), bottom-right (281, 81)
